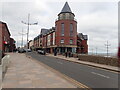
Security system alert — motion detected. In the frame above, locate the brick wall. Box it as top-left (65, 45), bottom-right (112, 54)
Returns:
top-left (55, 19), bottom-right (77, 46)
top-left (77, 36), bottom-right (88, 54)
top-left (0, 24), bottom-right (2, 51)
top-left (78, 55), bottom-right (119, 67)
top-left (0, 22), bottom-right (11, 52)
top-left (9, 38), bottom-right (16, 52)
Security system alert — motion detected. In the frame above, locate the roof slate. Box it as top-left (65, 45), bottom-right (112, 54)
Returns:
top-left (60, 2), bottom-right (72, 13)
top-left (41, 29), bottom-right (49, 35)
top-left (83, 35), bottom-right (88, 40)
top-left (78, 33), bottom-right (88, 40)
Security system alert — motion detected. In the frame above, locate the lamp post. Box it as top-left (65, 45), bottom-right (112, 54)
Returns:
top-left (21, 13), bottom-right (38, 49)
top-left (96, 47), bottom-right (97, 55)
top-left (19, 28), bottom-right (27, 47)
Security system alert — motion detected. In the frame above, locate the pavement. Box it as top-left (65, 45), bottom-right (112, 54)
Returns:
top-left (46, 54), bottom-right (120, 73)
top-left (2, 53), bottom-right (77, 88)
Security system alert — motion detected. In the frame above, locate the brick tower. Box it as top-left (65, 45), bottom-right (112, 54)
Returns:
top-left (55, 2), bottom-right (77, 54)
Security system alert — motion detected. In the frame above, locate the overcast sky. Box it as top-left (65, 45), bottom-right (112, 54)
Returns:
top-left (0, 0), bottom-right (119, 54)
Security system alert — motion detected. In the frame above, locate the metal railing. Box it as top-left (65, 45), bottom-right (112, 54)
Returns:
top-left (55, 18), bottom-right (77, 22)
top-left (0, 50), bottom-right (2, 65)
top-left (0, 54), bottom-right (10, 89)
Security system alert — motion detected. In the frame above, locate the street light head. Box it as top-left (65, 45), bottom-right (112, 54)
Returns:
top-left (34, 22), bottom-right (38, 25)
top-left (21, 21), bottom-right (27, 24)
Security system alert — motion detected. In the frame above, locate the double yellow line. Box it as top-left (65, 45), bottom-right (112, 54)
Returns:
top-left (28, 55), bottom-right (92, 90)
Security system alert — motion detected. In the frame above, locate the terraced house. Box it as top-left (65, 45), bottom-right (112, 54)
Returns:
top-left (0, 21), bottom-right (11, 52)
top-left (0, 21), bottom-right (16, 52)
top-left (33, 2), bottom-right (88, 54)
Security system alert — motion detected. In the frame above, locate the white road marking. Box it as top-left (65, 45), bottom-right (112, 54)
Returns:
top-left (57, 62), bottom-right (63, 64)
top-left (91, 72), bottom-right (110, 78)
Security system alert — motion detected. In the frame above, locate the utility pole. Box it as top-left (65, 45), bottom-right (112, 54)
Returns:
top-left (92, 48), bottom-right (94, 55)
top-left (96, 47), bottom-right (97, 55)
top-left (21, 13), bottom-right (38, 49)
top-left (16, 36), bottom-right (18, 48)
top-left (105, 41), bottom-right (111, 57)
top-left (19, 28), bottom-right (27, 47)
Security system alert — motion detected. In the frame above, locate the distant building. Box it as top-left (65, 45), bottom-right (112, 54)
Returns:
top-left (0, 21), bottom-right (11, 52)
top-left (77, 33), bottom-right (88, 54)
top-left (34, 34), bottom-right (41, 50)
top-left (29, 40), bottom-right (34, 50)
top-left (0, 21), bottom-right (16, 52)
top-left (33, 2), bottom-right (88, 54)
top-left (42, 27), bottom-right (55, 53)
top-left (9, 38), bottom-right (16, 52)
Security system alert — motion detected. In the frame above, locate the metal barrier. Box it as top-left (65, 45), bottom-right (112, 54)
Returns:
top-left (0, 50), bottom-right (2, 89)
top-left (0, 54), bottom-right (10, 89)
top-left (2, 55), bottom-right (10, 73)
top-left (0, 50), bottom-right (2, 64)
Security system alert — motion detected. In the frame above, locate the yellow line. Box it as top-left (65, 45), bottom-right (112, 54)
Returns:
top-left (28, 55), bottom-right (92, 89)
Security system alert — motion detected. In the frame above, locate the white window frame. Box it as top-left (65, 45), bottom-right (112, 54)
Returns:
top-left (60, 39), bottom-right (64, 44)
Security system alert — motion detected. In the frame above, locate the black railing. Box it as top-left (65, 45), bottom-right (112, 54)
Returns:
top-left (55, 18), bottom-right (77, 22)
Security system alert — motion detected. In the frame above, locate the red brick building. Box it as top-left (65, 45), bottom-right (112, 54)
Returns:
top-left (33, 2), bottom-right (88, 54)
top-left (77, 33), bottom-right (88, 54)
top-left (43, 27), bottom-right (55, 53)
top-left (9, 38), bottom-right (16, 52)
top-left (33, 35), bottom-right (40, 50)
top-left (55, 2), bottom-right (77, 53)
top-left (0, 21), bottom-right (16, 53)
top-left (0, 21), bottom-right (11, 52)
top-left (33, 28), bottom-right (55, 53)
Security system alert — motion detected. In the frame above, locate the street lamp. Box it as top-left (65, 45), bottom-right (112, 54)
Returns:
top-left (21, 13), bottom-right (38, 49)
top-left (19, 28), bottom-right (27, 47)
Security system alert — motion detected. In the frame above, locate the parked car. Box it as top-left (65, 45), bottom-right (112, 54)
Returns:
top-left (37, 50), bottom-right (46, 55)
top-left (24, 49), bottom-right (31, 52)
top-left (18, 48), bottom-right (26, 53)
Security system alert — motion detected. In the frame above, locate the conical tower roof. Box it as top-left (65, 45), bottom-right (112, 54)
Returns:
top-left (58, 2), bottom-right (74, 15)
top-left (61, 2), bottom-right (72, 13)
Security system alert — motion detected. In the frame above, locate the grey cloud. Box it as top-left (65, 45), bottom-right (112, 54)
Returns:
top-left (0, 1), bottom-right (118, 54)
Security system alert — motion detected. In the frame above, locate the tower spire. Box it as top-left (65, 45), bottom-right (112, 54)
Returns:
top-left (58, 2), bottom-right (74, 16)
top-left (61, 2), bottom-right (72, 13)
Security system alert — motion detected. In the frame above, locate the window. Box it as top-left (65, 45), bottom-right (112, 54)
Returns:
top-left (70, 24), bottom-right (73, 36)
top-left (61, 23), bottom-right (64, 36)
top-left (62, 14), bottom-right (65, 19)
top-left (53, 32), bottom-right (55, 45)
top-left (70, 39), bottom-right (73, 44)
top-left (60, 39), bottom-right (64, 43)
top-left (69, 14), bottom-right (74, 20)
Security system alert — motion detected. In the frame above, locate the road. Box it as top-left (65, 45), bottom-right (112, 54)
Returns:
top-left (27, 52), bottom-right (119, 89)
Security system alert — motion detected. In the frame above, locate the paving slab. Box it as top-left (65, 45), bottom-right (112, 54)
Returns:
top-left (2, 53), bottom-right (77, 88)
